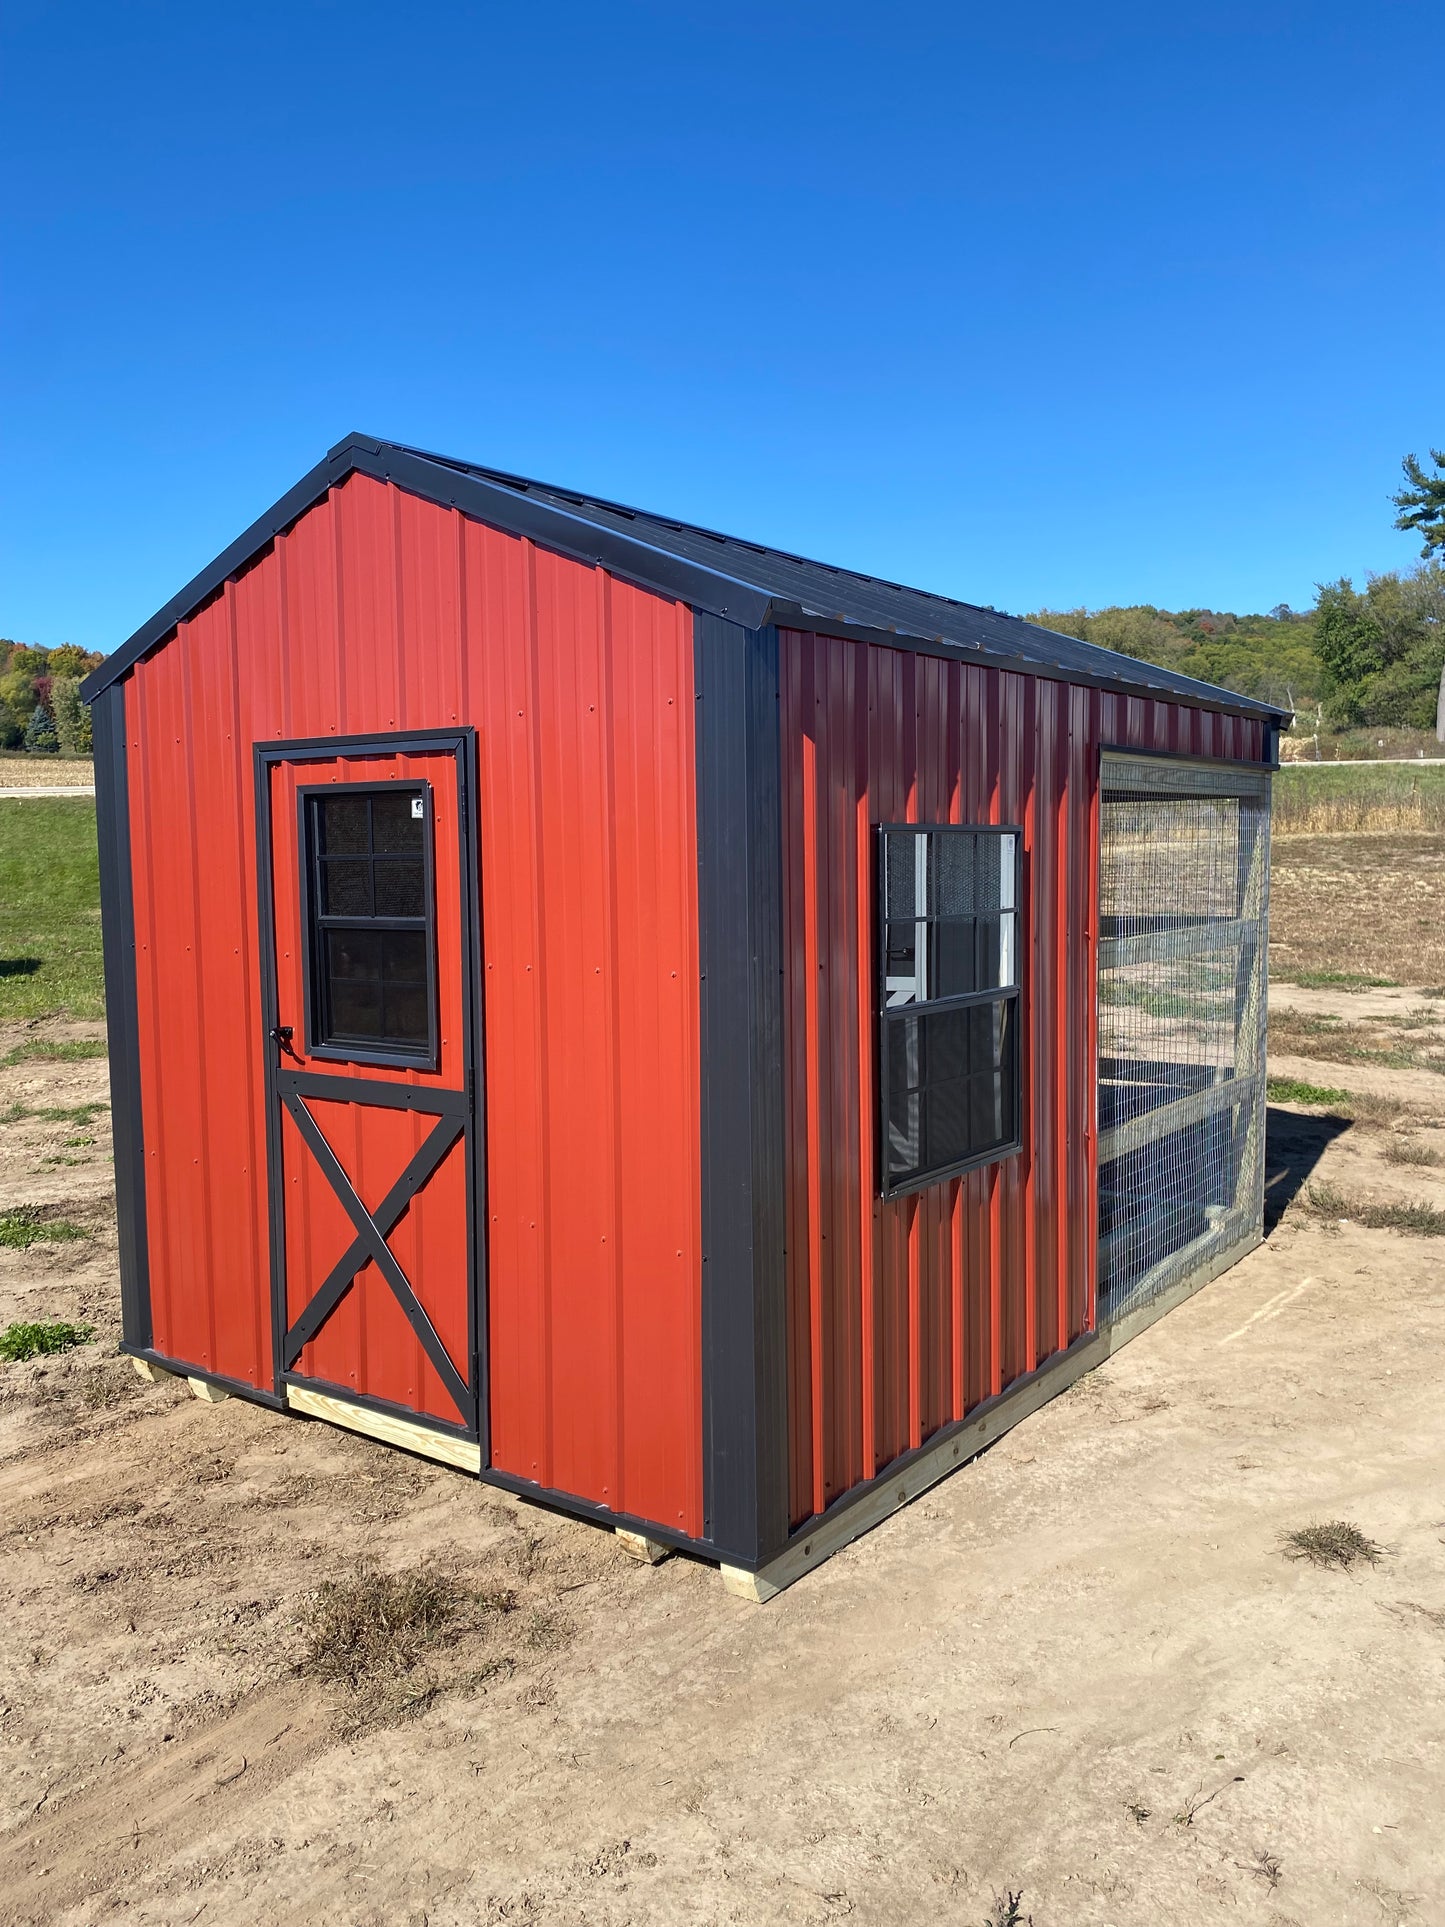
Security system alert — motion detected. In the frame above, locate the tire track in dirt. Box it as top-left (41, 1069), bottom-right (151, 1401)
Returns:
top-left (0, 1678), bottom-right (333, 1925)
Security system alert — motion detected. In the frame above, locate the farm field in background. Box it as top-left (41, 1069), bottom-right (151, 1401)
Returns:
top-left (0, 752), bottom-right (95, 788)
top-left (1273, 761), bottom-right (1445, 837)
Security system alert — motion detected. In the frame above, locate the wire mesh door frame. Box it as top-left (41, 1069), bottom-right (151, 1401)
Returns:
top-left (1094, 751), bottom-right (1271, 1328)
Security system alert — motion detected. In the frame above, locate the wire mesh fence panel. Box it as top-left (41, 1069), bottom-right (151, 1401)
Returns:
top-left (1096, 754), bottom-right (1270, 1325)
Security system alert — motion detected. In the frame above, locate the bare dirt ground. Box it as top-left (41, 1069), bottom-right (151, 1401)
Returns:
top-left (6, 897), bottom-right (1445, 1921)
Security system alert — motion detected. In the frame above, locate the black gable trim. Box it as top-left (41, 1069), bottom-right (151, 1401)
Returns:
top-left (82, 435), bottom-right (773, 700)
top-left (82, 434), bottom-right (1290, 730)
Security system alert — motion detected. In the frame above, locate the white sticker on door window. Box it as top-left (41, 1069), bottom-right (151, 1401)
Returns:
top-left (411, 797), bottom-right (424, 819)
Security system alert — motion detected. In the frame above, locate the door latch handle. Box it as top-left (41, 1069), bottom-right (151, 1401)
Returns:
top-left (269, 1024), bottom-right (299, 1061)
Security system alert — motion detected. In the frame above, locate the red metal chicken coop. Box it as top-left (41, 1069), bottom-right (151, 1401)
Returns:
top-left (82, 436), bottom-right (1282, 1597)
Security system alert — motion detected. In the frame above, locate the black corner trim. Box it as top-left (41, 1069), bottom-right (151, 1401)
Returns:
top-left (93, 681), bottom-right (152, 1350)
top-left (695, 613), bottom-right (789, 1567)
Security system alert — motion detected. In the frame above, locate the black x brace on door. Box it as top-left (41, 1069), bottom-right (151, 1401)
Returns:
top-left (253, 728), bottom-right (488, 1452)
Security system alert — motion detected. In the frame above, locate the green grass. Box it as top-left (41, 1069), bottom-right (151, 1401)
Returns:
top-left (1274, 762), bottom-right (1445, 836)
top-left (0, 1037), bottom-right (107, 1067)
top-left (0, 1318), bottom-right (95, 1361)
top-left (0, 798), bottom-right (102, 1020)
top-left (1275, 969), bottom-right (1398, 991)
top-left (1268, 1075), bottom-right (1353, 1106)
top-left (0, 1100), bottom-right (108, 1126)
top-left (0, 1207), bottom-right (88, 1249)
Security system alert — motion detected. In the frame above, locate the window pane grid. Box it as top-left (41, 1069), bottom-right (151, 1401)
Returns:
top-left (305, 787), bottom-right (435, 1062)
top-left (879, 824), bottom-right (1021, 1194)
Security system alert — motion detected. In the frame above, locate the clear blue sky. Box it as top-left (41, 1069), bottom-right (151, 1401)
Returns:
top-left (4, 2), bottom-right (1442, 654)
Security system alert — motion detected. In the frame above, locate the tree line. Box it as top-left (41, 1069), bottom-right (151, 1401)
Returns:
top-left (0, 640), bottom-right (105, 754)
top-left (1032, 451), bottom-right (1445, 731)
top-left (6, 454), bottom-right (1444, 748)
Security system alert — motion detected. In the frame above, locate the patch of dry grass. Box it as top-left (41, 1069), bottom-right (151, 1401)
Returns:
top-left (297, 1560), bottom-right (521, 1729)
top-left (1267, 1077), bottom-right (1434, 1133)
top-left (1268, 1008), bottom-right (1445, 1076)
top-left (1384, 1139), bottom-right (1443, 1168)
top-left (1269, 833), bottom-right (1445, 988)
top-left (1281, 1521), bottom-right (1383, 1570)
top-left (1273, 764), bottom-right (1445, 836)
top-left (1305, 1183), bottom-right (1445, 1235)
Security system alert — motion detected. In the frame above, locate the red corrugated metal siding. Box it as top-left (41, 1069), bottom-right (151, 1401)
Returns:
top-left (125, 473), bottom-right (703, 1535)
top-left (778, 627), bottom-right (1265, 1528)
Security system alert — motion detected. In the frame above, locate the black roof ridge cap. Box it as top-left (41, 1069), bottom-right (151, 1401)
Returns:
top-left (375, 443), bottom-right (779, 614)
top-left (380, 436), bottom-right (1015, 622)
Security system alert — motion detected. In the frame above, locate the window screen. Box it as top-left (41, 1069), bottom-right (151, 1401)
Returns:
top-left (878, 825), bottom-right (1021, 1195)
top-left (303, 786), bottom-right (436, 1064)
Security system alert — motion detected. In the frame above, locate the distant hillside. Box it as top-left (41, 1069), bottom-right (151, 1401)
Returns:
top-left (1026, 603), bottom-right (1319, 714)
top-left (1030, 563), bottom-right (1445, 734)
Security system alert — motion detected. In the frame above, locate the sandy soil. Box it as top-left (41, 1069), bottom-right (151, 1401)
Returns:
top-left (1268, 982), bottom-right (1445, 1117)
top-left (3, 1014), bottom-right (1445, 1927)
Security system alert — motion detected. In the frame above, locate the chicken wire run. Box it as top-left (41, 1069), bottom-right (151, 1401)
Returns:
top-left (1095, 754), bottom-right (1270, 1325)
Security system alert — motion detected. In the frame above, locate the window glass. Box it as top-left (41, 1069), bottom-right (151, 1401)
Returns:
top-left (879, 825), bottom-right (1021, 1193)
top-left (306, 788), bottom-right (434, 1060)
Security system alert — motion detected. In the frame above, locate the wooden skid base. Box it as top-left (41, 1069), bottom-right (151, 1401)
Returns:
top-left (726, 1334), bottom-right (1102, 1603)
top-left (188, 1375), bottom-right (230, 1403)
top-left (616, 1528), bottom-right (672, 1565)
top-left (285, 1384), bottom-right (482, 1473)
top-left (722, 1226), bottom-right (1263, 1604)
top-left (132, 1356), bottom-right (175, 1384)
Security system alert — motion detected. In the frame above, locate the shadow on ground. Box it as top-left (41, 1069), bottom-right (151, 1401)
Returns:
top-left (1264, 1104), bottom-right (1352, 1229)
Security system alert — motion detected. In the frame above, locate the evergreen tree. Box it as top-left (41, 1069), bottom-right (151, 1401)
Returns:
top-left (1392, 450), bottom-right (1445, 558)
top-left (24, 702), bottom-right (58, 752)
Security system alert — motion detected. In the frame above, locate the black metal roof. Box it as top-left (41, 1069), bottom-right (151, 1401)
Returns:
top-left (82, 433), bottom-right (1288, 724)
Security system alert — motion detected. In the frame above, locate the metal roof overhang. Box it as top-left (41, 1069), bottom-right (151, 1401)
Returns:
top-left (81, 434), bottom-right (1290, 729)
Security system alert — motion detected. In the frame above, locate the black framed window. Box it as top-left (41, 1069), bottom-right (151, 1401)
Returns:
top-left (878, 824), bottom-right (1022, 1196)
top-left (302, 785), bottom-right (437, 1066)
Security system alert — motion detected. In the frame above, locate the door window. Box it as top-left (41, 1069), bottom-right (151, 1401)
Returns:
top-left (301, 785), bottom-right (437, 1065)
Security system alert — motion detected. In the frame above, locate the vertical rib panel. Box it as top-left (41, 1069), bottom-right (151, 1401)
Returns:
top-left (776, 628), bottom-right (1267, 1528)
top-left (124, 473), bottom-right (702, 1535)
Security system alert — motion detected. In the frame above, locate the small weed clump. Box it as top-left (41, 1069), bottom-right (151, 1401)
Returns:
top-left (1306, 1183), bottom-right (1445, 1236)
top-left (297, 1560), bottom-right (520, 1729)
top-left (0, 1207), bottom-right (88, 1250)
top-left (0, 1319), bottom-right (94, 1361)
top-left (1281, 1520), bottom-right (1383, 1570)
top-left (299, 1563), bottom-right (478, 1690)
top-left (984, 1893), bottom-right (1032, 1927)
top-left (1385, 1138), bottom-right (1443, 1168)
top-left (1268, 1075), bottom-right (1353, 1107)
